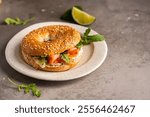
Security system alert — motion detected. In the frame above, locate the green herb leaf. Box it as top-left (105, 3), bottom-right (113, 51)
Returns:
top-left (4, 17), bottom-right (35, 25)
top-left (4, 18), bottom-right (16, 25)
top-left (18, 85), bottom-right (21, 92)
top-left (60, 8), bottom-right (73, 21)
top-left (76, 41), bottom-right (83, 49)
top-left (60, 6), bottom-right (83, 22)
top-left (25, 87), bottom-right (30, 93)
top-left (39, 58), bottom-right (47, 65)
top-left (31, 86), bottom-right (41, 97)
top-left (8, 78), bottom-right (41, 97)
top-left (76, 28), bottom-right (105, 47)
top-left (60, 53), bottom-right (70, 63)
top-left (87, 34), bottom-right (105, 41)
top-left (84, 28), bottom-right (91, 36)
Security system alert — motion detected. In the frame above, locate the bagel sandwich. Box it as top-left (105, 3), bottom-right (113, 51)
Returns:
top-left (21, 25), bottom-right (83, 71)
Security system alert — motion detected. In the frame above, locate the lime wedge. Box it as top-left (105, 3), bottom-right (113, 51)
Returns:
top-left (72, 7), bottom-right (96, 25)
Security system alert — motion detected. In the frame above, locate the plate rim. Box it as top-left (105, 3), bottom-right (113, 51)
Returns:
top-left (5, 22), bottom-right (108, 81)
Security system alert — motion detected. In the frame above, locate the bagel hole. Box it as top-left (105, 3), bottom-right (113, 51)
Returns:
top-left (38, 35), bottom-right (52, 42)
top-left (44, 36), bottom-right (51, 42)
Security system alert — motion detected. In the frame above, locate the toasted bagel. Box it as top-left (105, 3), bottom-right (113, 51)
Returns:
top-left (21, 25), bottom-right (83, 72)
top-left (21, 25), bottom-right (81, 56)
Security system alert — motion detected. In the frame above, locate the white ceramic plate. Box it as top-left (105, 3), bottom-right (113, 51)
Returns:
top-left (5, 22), bottom-right (108, 81)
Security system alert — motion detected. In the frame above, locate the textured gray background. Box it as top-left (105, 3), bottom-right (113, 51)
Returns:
top-left (0, 0), bottom-right (150, 99)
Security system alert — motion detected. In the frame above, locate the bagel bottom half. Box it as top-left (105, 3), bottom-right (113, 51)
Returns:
top-left (21, 48), bottom-right (83, 72)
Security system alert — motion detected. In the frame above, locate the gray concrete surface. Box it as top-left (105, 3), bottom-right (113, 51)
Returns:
top-left (0, 0), bottom-right (150, 99)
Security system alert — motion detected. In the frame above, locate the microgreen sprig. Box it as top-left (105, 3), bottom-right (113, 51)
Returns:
top-left (8, 78), bottom-right (41, 97)
top-left (4, 17), bottom-right (35, 25)
top-left (76, 28), bottom-right (105, 49)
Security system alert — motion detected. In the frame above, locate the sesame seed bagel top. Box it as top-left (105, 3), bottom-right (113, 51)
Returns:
top-left (21, 25), bottom-right (81, 56)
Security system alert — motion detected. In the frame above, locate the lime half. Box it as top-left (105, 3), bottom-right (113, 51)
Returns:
top-left (72, 7), bottom-right (96, 25)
